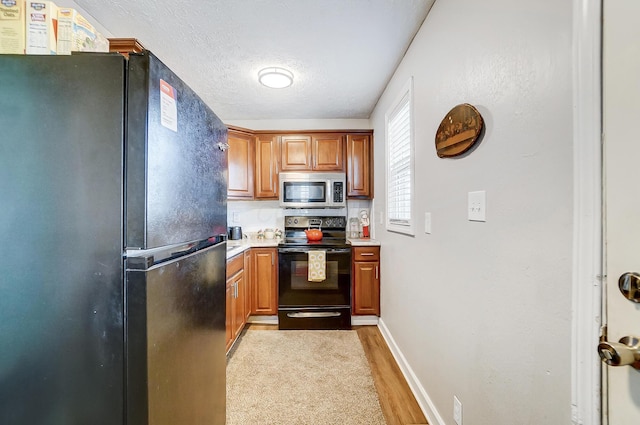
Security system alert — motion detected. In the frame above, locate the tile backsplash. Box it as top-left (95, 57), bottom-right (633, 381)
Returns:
top-left (227, 199), bottom-right (372, 236)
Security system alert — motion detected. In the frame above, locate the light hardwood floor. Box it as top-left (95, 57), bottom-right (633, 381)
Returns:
top-left (243, 324), bottom-right (428, 425)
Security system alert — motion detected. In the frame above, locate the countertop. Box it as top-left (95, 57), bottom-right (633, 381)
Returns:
top-left (226, 239), bottom-right (280, 259)
top-left (226, 237), bottom-right (380, 259)
top-left (347, 238), bottom-right (381, 246)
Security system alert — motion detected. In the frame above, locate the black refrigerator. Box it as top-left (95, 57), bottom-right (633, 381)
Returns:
top-left (0, 52), bottom-right (228, 425)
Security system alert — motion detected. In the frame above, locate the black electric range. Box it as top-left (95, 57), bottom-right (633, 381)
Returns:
top-left (277, 216), bottom-right (352, 330)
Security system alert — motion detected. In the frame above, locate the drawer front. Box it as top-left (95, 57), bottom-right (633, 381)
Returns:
top-left (226, 253), bottom-right (244, 277)
top-left (353, 246), bottom-right (380, 261)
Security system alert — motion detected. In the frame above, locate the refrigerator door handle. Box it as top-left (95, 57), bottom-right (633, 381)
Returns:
top-left (170, 246), bottom-right (196, 257)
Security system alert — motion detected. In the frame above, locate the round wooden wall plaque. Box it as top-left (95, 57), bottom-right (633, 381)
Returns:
top-left (435, 103), bottom-right (484, 158)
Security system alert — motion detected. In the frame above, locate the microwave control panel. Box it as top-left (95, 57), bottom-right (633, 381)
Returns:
top-left (333, 181), bottom-right (344, 203)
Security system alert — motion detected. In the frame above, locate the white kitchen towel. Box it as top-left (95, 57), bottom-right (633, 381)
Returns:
top-left (307, 250), bottom-right (326, 282)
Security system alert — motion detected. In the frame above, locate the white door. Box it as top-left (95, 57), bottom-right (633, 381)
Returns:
top-left (600, 0), bottom-right (640, 423)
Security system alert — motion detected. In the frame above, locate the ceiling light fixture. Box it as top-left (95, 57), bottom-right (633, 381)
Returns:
top-left (258, 67), bottom-right (294, 89)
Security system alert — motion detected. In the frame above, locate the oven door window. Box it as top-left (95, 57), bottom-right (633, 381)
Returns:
top-left (283, 182), bottom-right (326, 203)
top-left (279, 251), bottom-right (351, 307)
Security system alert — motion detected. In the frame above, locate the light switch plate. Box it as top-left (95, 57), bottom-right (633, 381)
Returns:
top-left (424, 212), bottom-right (432, 234)
top-left (468, 190), bottom-right (486, 222)
top-left (232, 211), bottom-right (239, 223)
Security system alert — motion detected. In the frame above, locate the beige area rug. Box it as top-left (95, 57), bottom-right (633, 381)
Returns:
top-left (226, 330), bottom-right (387, 425)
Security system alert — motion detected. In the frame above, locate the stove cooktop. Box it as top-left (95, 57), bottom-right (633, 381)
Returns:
top-left (281, 215), bottom-right (349, 248)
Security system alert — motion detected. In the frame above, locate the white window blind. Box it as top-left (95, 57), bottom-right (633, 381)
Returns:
top-left (386, 78), bottom-right (414, 234)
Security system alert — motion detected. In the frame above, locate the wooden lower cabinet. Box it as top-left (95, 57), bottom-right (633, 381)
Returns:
top-left (226, 247), bottom-right (278, 352)
top-left (251, 247), bottom-right (278, 315)
top-left (226, 253), bottom-right (246, 353)
top-left (352, 246), bottom-right (380, 316)
top-left (225, 281), bottom-right (234, 351)
top-left (243, 250), bottom-right (252, 322)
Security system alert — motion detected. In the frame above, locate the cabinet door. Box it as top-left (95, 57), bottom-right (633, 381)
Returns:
top-left (233, 273), bottom-right (245, 339)
top-left (280, 135), bottom-right (312, 171)
top-left (252, 248), bottom-right (278, 315)
top-left (227, 130), bottom-right (255, 199)
top-left (255, 134), bottom-right (279, 199)
top-left (312, 134), bottom-right (344, 171)
top-left (346, 134), bottom-right (373, 198)
top-left (352, 260), bottom-right (380, 316)
top-left (243, 250), bottom-right (252, 322)
top-left (225, 280), bottom-right (235, 352)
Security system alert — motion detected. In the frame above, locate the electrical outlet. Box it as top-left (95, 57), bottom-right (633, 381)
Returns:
top-left (468, 190), bottom-right (486, 222)
top-left (424, 212), bottom-right (431, 234)
top-left (378, 211), bottom-right (384, 225)
top-left (453, 395), bottom-right (462, 425)
top-left (232, 211), bottom-right (239, 223)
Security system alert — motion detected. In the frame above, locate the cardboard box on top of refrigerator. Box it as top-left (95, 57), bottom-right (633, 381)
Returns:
top-left (56, 7), bottom-right (108, 55)
top-left (26, 1), bottom-right (58, 54)
top-left (0, 0), bottom-right (26, 54)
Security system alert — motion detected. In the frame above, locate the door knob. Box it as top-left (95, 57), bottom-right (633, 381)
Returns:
top-left (597, 336), bottom-right (640, 370)
top-left (618, 272), bottom-right (640, 303)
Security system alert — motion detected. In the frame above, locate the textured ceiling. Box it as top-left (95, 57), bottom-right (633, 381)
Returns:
top-left (75, 0), bottom-right (434, 121)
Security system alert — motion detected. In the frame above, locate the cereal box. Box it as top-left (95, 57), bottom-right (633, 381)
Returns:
top-left (57, 7), bottom-right (107, 55)
top-left (0, 0), bottom-right (26, 54)
top-left (26, 1), bottom-right (57, 55)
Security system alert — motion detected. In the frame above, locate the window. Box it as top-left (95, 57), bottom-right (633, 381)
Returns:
top-left (385, 77), bottom-right (414, 235)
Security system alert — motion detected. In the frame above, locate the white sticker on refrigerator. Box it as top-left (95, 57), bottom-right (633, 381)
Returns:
top-left (160, 79), bottom-right (177, 132)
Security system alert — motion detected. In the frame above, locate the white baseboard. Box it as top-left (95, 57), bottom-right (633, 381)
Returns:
top-left (352, 315), bottom-right (379, 326)
top-left (377, 318), bottom-right (446, 425)
top-left (248, 315), bottom-right (380, 326)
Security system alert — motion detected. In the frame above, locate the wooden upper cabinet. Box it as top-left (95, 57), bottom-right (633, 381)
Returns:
top-left (312, 134), bottom-right (344, 171)
top-left (108, 38), bottom-right (145, 58)
top-left (255, 134), bottom-right (279, 199)
top-left (225, 128), bottom-right (372, 199)
top-left (280, 135), bottom-right (312, 171)
top-left (346, 134), bottom-right (373, 198)
top-left (227, 130), bottom-right (255, 199)
top-left (281, 134), bottom-right (345, 171)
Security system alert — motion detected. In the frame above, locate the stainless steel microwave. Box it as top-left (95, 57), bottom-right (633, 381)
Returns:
top-left (279, 172), bottom-right (346, 208)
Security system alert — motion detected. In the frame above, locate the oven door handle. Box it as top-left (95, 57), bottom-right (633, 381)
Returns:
top-left (278, 247), bottom-right (351, 254)
top-left (287, 312), bottom-right (342, 319)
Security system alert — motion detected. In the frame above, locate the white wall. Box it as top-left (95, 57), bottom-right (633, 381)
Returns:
top-left (370, 1), bottom-right (573, 424)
